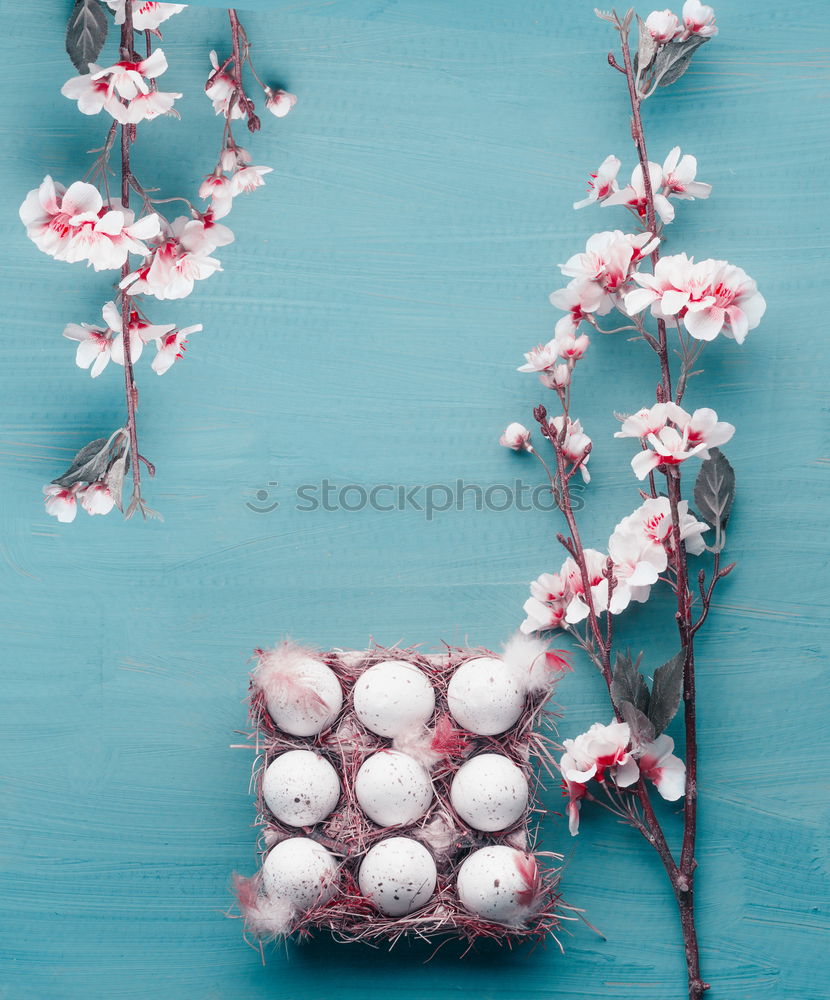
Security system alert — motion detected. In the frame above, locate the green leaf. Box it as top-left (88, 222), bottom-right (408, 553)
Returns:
top-left (619, 700), bottom-right (655, 750)
top-left (611, 649), bottom-right (650, 715)
top-left (104, 448), bottom-right (130, 512)
top-left (52, 431), bottom-right (127, 489)
top-left (633, 14), bottom-right (659, 78)
top-left (66, 0), bottom-right (108, 74)
top-left (694, 448), bottom-right (736, 551)
top-left (648, 649), bottom-right (686, 735)
top-left (652, 35), bottom-right (708, 89)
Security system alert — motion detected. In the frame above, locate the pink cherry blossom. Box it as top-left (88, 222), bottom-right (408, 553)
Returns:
top-left (549, 415), bottom-right (592, 483)
top-left (43, 484), bottom-right (78, 523)
top-left (560, 720), bottom-right (640, 834)
top-left (560, 230), bottom-right (659, 306)
top-left (110, 88), bottom-right (182, 125)
top-left (198, 174), bottom-right (234, 220)
top-left (150, 325), bottom-right (203, 375)
top-left (19, 178), bottom-right (160, 270)
top-left (573, 154), bottom-right (621, 210)
top-left (206, 51), bottom-right (245, 119)
top-left (636, 734), bottom-right (686, 800)
top-left (615, 496), bottom-right (709, 559)
top-left (520, 572), bottom-right (569, 634)
top-left (500, 422), bottom-right (532, 451)
top-left (563, 548), bottom-right (623, 622)
top-left (176, 215), bottom-right (235, 255)
top-left (624, 253), bottom-right (766, 343)
top-left (61, 66), bottom-right (122, 117)
top-left (106, 2), bottom-right (186, 31)
top-left (662, 147), bottom-right (711, 201)
top-left (615, 402), bottom-right (735, 480)
top-left (63, 318), bottom-right (114, 378)
top-left (78, 482), bottom-right (116, 516)
top-left (607, 521), bottom-right (666, 610)
top-left (122, 235), bottom-right (222, 300)
top-left (265, 87), bottom-right (297, 118)
top-left (549, 277), bottom-right (611, 338)
top-left (230, 165), bottom-right (274, 196)
top-left (603, 161), bottom-right (675, 224)
top-left (645, 9), bottom-right (682, 43)
top-left (539, 364), bottom-right (571, 389)
top-left (518, 340), bottom-right (559, 374)
top-left (554, 327), bottom-right (590, 361)
top-left (681, 0), bottom-right (718, 38)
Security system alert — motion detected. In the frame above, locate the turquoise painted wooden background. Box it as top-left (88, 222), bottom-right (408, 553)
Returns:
top-left (1, 1), bottom-right (827, 997)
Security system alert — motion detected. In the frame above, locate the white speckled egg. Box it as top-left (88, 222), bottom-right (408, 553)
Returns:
top-left (265, 657), bottom-right (343, 737)
top-left (456, 845), bottom-right (539, 926)
top-left (450, 753), bottom-right (529, 832)
top-left (447, 656), bottom-right (525, 735)
top-left (262, 750), bottom-right (341, 827)
top-left (355, 751), bottom-right (433, 826)
top-left (353, 659), bottom-right (436, 738)
top-left (358, 837), bottom-right (437, 916)
top-left (261, 837), bottom-right (338, 911)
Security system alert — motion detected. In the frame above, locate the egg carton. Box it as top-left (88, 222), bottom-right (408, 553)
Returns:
top-left (233, 637), bottom-right (568, 949)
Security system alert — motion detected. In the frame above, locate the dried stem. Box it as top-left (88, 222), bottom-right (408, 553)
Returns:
top-left (118, 5), bottom-right (146, 518)
top-left (612, 12), bottom-right (708, 998)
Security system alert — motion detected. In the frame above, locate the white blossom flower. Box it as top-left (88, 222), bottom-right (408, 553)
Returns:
top-left (553, 327), bottom-right (590, 361)
top-left (198, 174), bottom-right (234, 220)
top-left (549, 415), bottom-right (592, 483)
top-left (636, 734), bottom-right (686, 800)
top-left (624, 254), bottom-right (766, 343)
top-left (78, 481), bottom-right (116, 516)
top-left (150, 325), bottom-right (203, 375)
top-left (109, 88), bottom-right (182, 124)
top-left (230, 165), bottom-right (273, 196)
top-left (61, 66), bottom-right (121, 117)
top-left (91, 48), bottom-right (169, 98)
top-left (518, 340), bottom-right (559, 374)
top-left (205, 51), bottom-right (244, 119)
top-left (176, 215), bottom-right (234, 255)
top-left (560, 720), bottom-right (640, 834)
top-left (520, 572), bottom-right (569, 634)
top-left (106, 1), bottom-right (186, 31)
top-left (265, 87), bottom-right (297, 118)
top-left (560, 230), bottom-right (659, 306)
top-left (615, 402), bottom-right (734, 480)
top-left (645, 9), bottom-right (682, 43)
top-left (603, 161), bottom-right (675, 224)
top-left (573, 154), bottom-right (621, 210)
top-left (563, 549), bottom-right (625, 622)
top-left (615, 496), bottom-right (709, 559)
top-left (662, 147), bottom-right (711, 201)
top-left (681, 0), bottom-right (718, 38)
top-left (63, 318), bottom-right (114, 377)
top-left (19, 178), bottom-right (160, 270)
top-left (549, 277), bottom-right (610, 338)
top-left (607, 520), bottom-right (667, 610)
top-left (122, 236), bottom-right (222, 300)
top-left (500, 422), bottom-right (532, 451)
top-left (43, 484), bottom-right (78, 523)
top-left (539, 363), bottom-right (571, 389)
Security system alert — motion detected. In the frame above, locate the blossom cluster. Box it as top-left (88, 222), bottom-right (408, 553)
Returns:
top-left (644, 2), bottom-right (718, 45)
top-left (519, 495), bottom-right (708, 633)
top-left (43, 481), bottom-right (116, 522)
top-left (21, 5), bottom-right (297, 520)
top-left (560, 720), bottom-right (685, 835)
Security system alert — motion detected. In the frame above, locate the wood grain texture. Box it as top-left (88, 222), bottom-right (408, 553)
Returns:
top-left (1, 1), bottom-right (828, 997)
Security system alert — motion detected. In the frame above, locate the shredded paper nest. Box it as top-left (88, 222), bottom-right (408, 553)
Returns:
top-left (233, 639), bottom-right (568, 950)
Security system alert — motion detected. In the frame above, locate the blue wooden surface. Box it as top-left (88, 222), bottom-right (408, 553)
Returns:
top-left (1, 1), bottom-right (828, 997)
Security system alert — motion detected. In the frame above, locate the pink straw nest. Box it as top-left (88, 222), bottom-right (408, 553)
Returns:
top-left (234, 638), bottom-right (570, 952)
